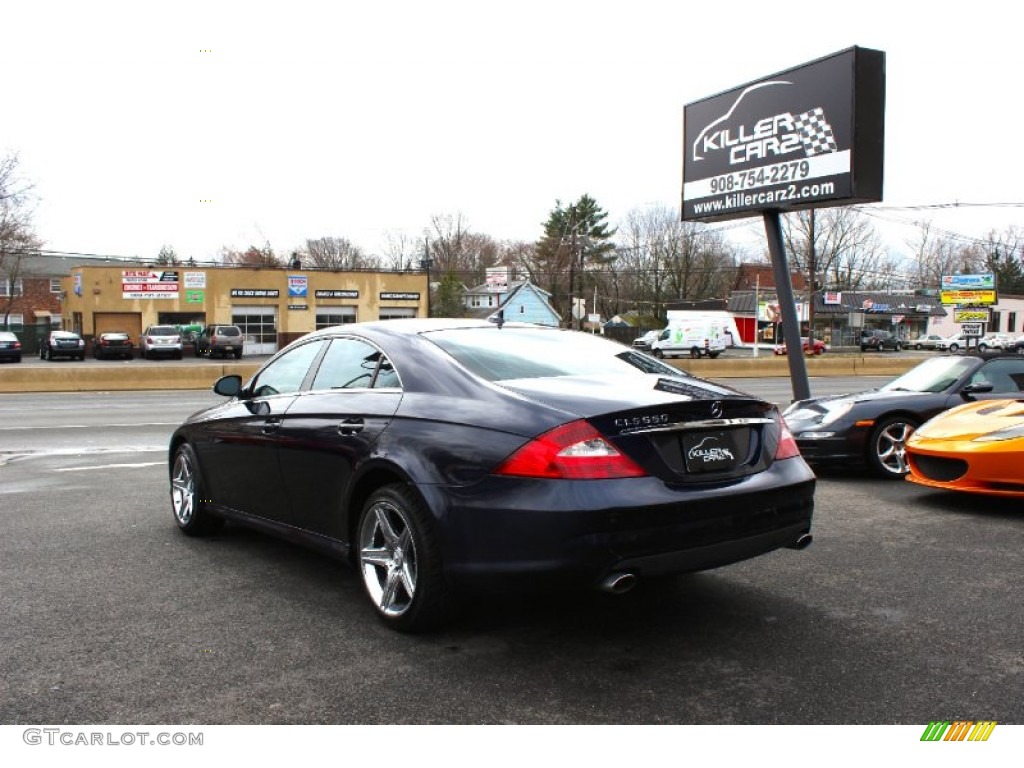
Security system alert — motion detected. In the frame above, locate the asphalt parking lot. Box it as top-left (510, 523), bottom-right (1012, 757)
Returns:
top-left (1, 388), bottom-right (1021, 726)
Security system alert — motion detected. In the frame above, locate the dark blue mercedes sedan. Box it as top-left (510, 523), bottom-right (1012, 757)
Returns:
top-left (169, 320), bottom-right (815, 632)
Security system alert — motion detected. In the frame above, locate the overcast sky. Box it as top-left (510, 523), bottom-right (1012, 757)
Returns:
top-left (5, 0), bottom-right (1021, 265)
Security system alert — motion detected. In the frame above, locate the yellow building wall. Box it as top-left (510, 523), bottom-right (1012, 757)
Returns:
top-left (61, 265), bottom-right (428, 336)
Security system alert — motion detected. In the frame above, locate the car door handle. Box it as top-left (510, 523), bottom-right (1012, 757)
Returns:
top-left (261, 418), bottom-right (282, 435)
top-left (337, 418), bottom-right (365, 436)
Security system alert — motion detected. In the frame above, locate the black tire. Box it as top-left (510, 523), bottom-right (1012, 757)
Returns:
top-left (234, 351), bottom-right (243, 359)
top-left (948, 343), bottom-right (959, 353)
top-left (689, 347), bottom-right (701, 359)
top-left (978, 343), bottom-right (989, 352)
top-left (914, 343), bottom-right (922, 350)
top-left (356, 484), bottom-right (452, 633)
top-left (653, 349), bottom-right (664, 359)
top-left (169, 443), bottom-right (224, 536)
top-left (893, 342), bottom-right (902, 352)
top-left (708, 352), bottom-right (720, 359)
top-left (866, 415), bottom-right (919, 479)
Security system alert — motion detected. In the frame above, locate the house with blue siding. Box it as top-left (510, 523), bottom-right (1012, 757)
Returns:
top-left (462, 280), bottom-right (562, 327)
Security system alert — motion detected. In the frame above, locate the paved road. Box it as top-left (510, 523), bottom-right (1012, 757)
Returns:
top-left (1, 388), bottom-right (1021, 725)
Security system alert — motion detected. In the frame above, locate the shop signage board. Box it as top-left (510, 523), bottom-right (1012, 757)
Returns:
top-left (122, 270), bottom-right (179, 300)
top-left (954, 308), bottom-right (990, 323)
top-left (940, 289), bottom-right (996, 306)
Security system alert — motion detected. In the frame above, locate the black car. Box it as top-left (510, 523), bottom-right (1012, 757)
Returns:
top-left (783, 352), bottom-right (1024, 478)
top-left (40, 330), bottom-right (86, 361)
top-left (194, 324), bottom-right (244, 359)
top-left (93, 331), bottom-right (135, 360)
top-left (169, 320), bottom-right (816, 632)
top-left (860, 329), bottom-right (902, 352)
top-left (0, 331), bottom-right (21, 363)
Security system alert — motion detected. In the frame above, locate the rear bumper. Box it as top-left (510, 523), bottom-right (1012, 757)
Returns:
top-left (425, 457), bottom-right (816, 592)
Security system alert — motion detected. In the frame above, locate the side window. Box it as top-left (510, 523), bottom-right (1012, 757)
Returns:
top-left (971, 360), bottom-right (1024, 393)
top-left (250, 340), bottom-right (325, 398)
top-left (311, 338), bottom-right (394, 391)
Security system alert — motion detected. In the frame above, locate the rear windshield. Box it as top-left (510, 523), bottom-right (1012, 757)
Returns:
top-left (215, 327), bottom-right (241, 336)
top-left (149, 326), bottom-right (178, 335)
top-left (423, 326), bottom-right (684, 382)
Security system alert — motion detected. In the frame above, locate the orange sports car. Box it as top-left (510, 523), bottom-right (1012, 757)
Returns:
top-left (906, 399), bottom-right (1024, 497)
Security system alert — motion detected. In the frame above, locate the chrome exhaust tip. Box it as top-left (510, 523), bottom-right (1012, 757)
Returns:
top-left (599, 572), bottom-right (638, 594)
top-left (787, 533), bottom-right (813, 550)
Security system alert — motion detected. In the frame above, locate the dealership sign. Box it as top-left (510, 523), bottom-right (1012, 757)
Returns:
top-left (682, 47), bottom-right (885, 222)
top-left (122, 270), bottom-right (179, 300)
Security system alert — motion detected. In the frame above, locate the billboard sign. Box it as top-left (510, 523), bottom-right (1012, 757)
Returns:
top-left (941, 273), bottom-right (995, 291)
top-left (682, 47), bottom-right (885, 222)
top-left (940, 290), bottom-right (997, 306)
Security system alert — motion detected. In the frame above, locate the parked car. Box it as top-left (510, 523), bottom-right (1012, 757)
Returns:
top-left (783, 352), bottom-right (1024, 478)
top-left (1014, 336), bottom-right (1024, 355)
top-left (907, 399), bottom-right (1024, 498)
top-left (169, 320), bottom-right (816, 632)
top-left (935, 335), bottom-right (967, 353)
top-left (93, 331), bottom-right (135, 360)
top-left (773, 337), bottom-right (827, 356)
top-left (194, 324), bottom-right (244, 359)
top-left (140, 325), bottom-right (183, 360)
top-left (0, 331), bottom-right (22, 363)
top-left (859, 329), bottom-right (902, 352)
top-left (912, 334), bottom-right (945, 350)
top-left (977, 333), bottom-right (1016, 352)
top-left (630, 330), bottom-right (660, 352)
top-left (40, 330), bottom-right (86, 361)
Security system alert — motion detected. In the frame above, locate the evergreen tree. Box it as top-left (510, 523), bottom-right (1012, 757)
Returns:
top-left (527, 194), bottom-right (616, 324)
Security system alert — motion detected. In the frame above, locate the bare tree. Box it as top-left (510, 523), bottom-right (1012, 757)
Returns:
top-left (780, 208), bottom-right (896, 290)
top-left (906, 221), bottom-right (985, 290)
top-left (302, 236), bottom-right (372, 270)
top-left (382, 231), bottom-right (418, 271)
top-left (615, 206), bottom-right (736, 320)
top-left (0, 153), bottom-right (42, 327)
top-left (220, 242), bottom-right (282, 268)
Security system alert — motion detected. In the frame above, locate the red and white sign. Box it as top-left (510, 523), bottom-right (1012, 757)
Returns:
top-left (122, 270), bottom-right (180, 300)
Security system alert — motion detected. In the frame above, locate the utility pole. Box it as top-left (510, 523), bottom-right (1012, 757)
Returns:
top-left (807, 209), bottom-right (816, 346)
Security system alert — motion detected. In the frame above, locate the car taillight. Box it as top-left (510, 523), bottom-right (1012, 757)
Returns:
top-left (493, 420), bottom-right (647, 480)
top-left (775, 415), bottom-right (801, 460)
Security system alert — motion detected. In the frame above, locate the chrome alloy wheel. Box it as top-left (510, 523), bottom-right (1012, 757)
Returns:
top-left (359, 501), bottom-right (418, 617)
top-left (171, 450), bottom-right (196, 526)
top-left (874, 420), bottom-right (915, 476)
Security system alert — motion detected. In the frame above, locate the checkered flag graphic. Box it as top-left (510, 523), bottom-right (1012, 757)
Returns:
top-left (793, 107), bottom-right (838, 156)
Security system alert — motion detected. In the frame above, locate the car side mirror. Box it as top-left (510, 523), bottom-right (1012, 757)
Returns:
top-left (213, 374), bottom-right (243, 397)
top-left (960, 382), bottom-right (994, 398)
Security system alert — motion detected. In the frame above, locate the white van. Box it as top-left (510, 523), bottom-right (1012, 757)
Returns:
top-left (650, 319), bottom-right (727, 359)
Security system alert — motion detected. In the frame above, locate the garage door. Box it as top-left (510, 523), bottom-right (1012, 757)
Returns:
top-left (231, 306), bottom-right (278, 356)
top-left (94, 312), bottom-right (143, 340)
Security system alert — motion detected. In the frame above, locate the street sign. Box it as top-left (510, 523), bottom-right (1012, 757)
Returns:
top-left (961, 322), bottom-right (985, 337)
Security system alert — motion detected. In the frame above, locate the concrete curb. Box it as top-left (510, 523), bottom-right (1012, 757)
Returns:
top-left (0, 355), bottom-right (918, 393)
top-left (0, 362), bottom-right (261, 393)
